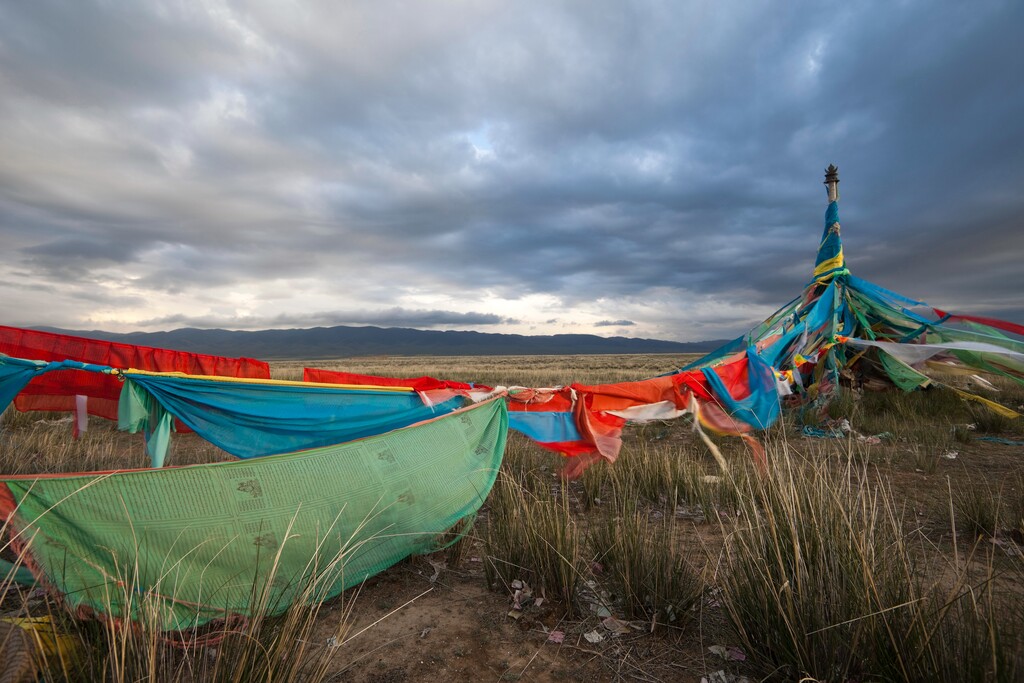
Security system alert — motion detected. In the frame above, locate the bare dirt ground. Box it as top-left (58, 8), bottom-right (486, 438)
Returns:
top-left (316, 432), bottom-right (1024, 683)
top-left (319, 530), bottom-right (733, 683)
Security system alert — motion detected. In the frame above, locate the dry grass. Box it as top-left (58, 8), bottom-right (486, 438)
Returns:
top-left (270, 353), bottom-right (702, 387)
top-left (717, 452), bottom-right (1022, 681)
top-left (1, 352), bottom-right (1022, 681)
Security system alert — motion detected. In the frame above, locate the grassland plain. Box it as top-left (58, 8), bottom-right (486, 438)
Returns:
top-left (0, 354), bottom-right (1022, 682)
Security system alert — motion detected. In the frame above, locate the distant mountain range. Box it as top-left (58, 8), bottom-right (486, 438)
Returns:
top-left (35, 325), bottom-right (727, 360)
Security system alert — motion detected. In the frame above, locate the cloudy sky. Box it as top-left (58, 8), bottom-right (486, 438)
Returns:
top-left (1, 1), bottom-right (1021, 342)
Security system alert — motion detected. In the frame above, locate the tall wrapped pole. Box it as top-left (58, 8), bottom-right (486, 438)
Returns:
top-left (813, 164), bottom-right (846, 281)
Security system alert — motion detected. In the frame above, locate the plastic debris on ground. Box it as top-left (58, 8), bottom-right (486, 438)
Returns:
top-left (976, 436), bottom-right (1024, 446)
top-left (801, 418), bottom-right (852, 439)
top-left (991, 537), bottom-right (1023, 558)
top-left (708, 644), bottom-right (747, 661)
top-left (580, 580), bottom-right (613, 618)
top-left (506, 579), bottom-right (534, 619)
top-left (601, 616), bottom-right (633, 634)
top-left (701, 671), bottom-right (751, 683)
top-left (856, 431), bottom-right (892, 445)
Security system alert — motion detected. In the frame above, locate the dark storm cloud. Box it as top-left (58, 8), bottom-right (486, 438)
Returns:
top-left (136, 308), bottom-right (512, 330)
top-left (0, 0), bottom-right (1021, 338)
top-left (0, 2), bottom-right (256, 108)
top-left (22, 237), bottom-right (143, 276)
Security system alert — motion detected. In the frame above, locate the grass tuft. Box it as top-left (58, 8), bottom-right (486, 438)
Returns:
top-left (718, 450), bottom-right (1022, 681)
top-left (588, 497), bottom-right (703, 628)
top-left (954, 478), bottom-right (1004, 539)
top-left (483, 471), bottom-right (583, 611)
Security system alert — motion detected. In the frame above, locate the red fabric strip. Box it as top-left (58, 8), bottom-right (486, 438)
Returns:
top-left (932, 309), bottom-right (1024, 337)
top-left (302, 368), bottom-right (484, 393)
top-left (0, 325), bottom-right (270, 421)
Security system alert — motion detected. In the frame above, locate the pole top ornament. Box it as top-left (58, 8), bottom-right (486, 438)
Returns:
top-left (824, 164), bottom-right (839, 185)
top-left (824, 164), bottom-right (839, 202)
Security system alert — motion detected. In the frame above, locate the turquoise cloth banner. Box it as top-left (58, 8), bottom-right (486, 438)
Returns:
top-left (702, 347), bottom-right (780, 430)
top-left (119, 372), bottom-right (464, 466)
